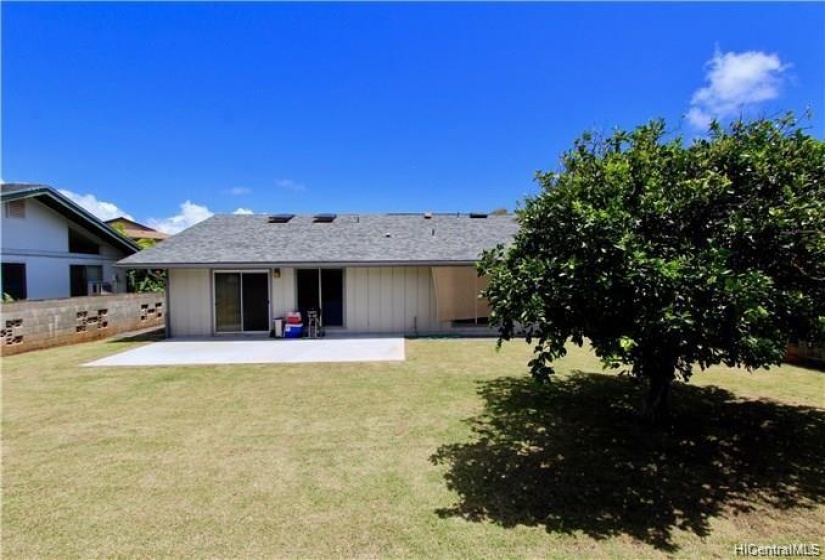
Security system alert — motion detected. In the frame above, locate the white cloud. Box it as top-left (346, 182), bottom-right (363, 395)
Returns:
top-left (233, 207), bottom-right (254, 215)
top-left (687, 48), bottom-right (788, 129)
top-left (276, 178), bottom-right (306, 192)
top-left (59, 189), bottom-right (133, 221)
top-left (147, 201), bottom-right (214, 235)
top-left (225, 187), bottom-right (252, 195)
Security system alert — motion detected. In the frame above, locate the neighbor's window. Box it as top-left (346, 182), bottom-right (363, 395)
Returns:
top-left (4, 200), bottom-right (26, 218)
top-left (1, 263), bottom-right (27, 300)
top-left (70, 265), bottom-right (103, 297)
top-left (68, 228), bottom-right (100, 255)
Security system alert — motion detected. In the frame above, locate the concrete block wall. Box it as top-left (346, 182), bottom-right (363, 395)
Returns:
top-left (785, 342), bottom-right (825, 370)
top-left (0, 292), bottom-right (165, 356)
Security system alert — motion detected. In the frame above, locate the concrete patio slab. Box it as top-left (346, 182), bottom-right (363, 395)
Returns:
top-left (84, 338), bottom-right (406, 367)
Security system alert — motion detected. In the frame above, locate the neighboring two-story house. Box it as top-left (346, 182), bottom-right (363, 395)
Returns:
top-left (1, 184), bottom-right (140, 300)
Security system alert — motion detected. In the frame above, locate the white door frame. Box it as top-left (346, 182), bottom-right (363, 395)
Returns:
top-left (294, 267), bottom-right (346, 328)
top-left (212, 269), bottom-right (271, 334)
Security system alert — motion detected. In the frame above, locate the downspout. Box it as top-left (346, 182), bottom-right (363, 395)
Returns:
top-left (164, 269), bottom-right (171, 338)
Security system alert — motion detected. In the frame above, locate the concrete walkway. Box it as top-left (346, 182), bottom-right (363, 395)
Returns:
top-left (84, 337), bottom-right (405, 367)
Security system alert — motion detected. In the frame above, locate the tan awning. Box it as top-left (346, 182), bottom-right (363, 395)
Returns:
top-left (431, 266), bottom-right (491, 322)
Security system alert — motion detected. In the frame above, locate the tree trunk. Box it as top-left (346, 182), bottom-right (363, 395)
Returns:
top-left (643, 374), bottom-right (672, 424)
top-left (640, 353), bottom-right (677, 425)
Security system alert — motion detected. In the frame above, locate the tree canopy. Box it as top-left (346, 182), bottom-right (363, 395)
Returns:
top-left (479, 114), bottom-right (825, 420)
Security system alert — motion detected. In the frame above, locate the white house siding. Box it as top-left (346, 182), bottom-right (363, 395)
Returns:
top-left (344, 266), bottom-right (444, 334)
top-left (166, 265), bottom-right (491, 337)
top-left (12, 257), bottom-right (72, 301)
top-left (275, 265), bottom-right (455, 334)
top-left (169, 267), bottom-right (291, 337)
top-left (1, 198), bottom-right (129, 299)
top-left (270, 267), bottom-right (296, 320)
top-left (168, 268), bottom-right (212, 337)
top-left (3, 198), bottom-right (68, 252)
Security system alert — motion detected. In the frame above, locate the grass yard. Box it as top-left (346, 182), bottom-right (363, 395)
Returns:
top-left (2, 335), bottom-right (823, 559)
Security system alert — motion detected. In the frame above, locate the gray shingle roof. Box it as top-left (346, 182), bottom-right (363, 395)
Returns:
top-left (1, 183), bottom-right (46, 197)
top-left (118, 213), bottom-right (518, 268)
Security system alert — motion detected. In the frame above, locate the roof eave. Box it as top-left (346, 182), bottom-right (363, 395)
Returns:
top-left (3, 187), bottom-right (141, 254)
top-left (1, 185), bottom-right (51, 201)
top-left (116, 259), bottom-right (482, 269)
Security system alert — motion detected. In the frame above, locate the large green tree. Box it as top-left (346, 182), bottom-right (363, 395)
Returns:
top-left (480, 115), bottom-right (825, 422)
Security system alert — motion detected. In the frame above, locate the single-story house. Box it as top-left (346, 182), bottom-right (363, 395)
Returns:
top-left (1, 183), bottom-right (140, 300)
top-left (117, 212), bottom-right (518, 336)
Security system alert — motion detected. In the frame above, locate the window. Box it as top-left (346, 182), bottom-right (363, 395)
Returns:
top-left (70, 265), bottom-right (102, 297)
top-left (69, 229), bottom-right (100, 255)
top-left (4, 200), bottom-right (26, 218)
top-left (1, 263), bottom-right (27, 300)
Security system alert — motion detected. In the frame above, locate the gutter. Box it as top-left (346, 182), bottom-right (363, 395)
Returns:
top-left (115, 259), bottom-right (483, 269)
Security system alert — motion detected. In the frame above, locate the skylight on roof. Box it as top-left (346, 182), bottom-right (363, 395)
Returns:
top-left (313, 213), bottom-right (337, 223)
top-left (469, 212), bottom-right (488, 219)
top-left (268, 214), bottom-right (295, 223)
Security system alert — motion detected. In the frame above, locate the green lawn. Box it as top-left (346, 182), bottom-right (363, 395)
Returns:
top-left (2, 336), bottom-right (823, 559)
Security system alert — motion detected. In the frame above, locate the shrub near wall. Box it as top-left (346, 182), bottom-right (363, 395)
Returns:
top-left (0, 292), bottom-right (164, 356)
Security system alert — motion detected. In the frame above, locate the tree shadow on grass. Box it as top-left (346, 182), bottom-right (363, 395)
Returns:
top-left (431, 372), bottom-right (825, 552)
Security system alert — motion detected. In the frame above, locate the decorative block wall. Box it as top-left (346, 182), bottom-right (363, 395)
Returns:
top-left (0, 292), bottom-right (164, 356)
top-left (785, 342), bottom-right (825, 370)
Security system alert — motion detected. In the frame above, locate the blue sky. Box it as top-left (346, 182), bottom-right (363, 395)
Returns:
top-left (3, 2), bottom-right (823, 233)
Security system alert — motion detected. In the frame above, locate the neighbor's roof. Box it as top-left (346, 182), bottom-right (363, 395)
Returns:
top-left (105, 216), bottom-right (169, 241)
top-left (2, 183), bottom-right (140, 254)
top-left (118, 213), bottom-right (518, 268)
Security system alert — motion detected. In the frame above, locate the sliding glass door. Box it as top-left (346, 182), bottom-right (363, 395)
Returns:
top-left (296, 268), bottom-right (344, 327)
top-left (214, 271), bottom-right (270, 333)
